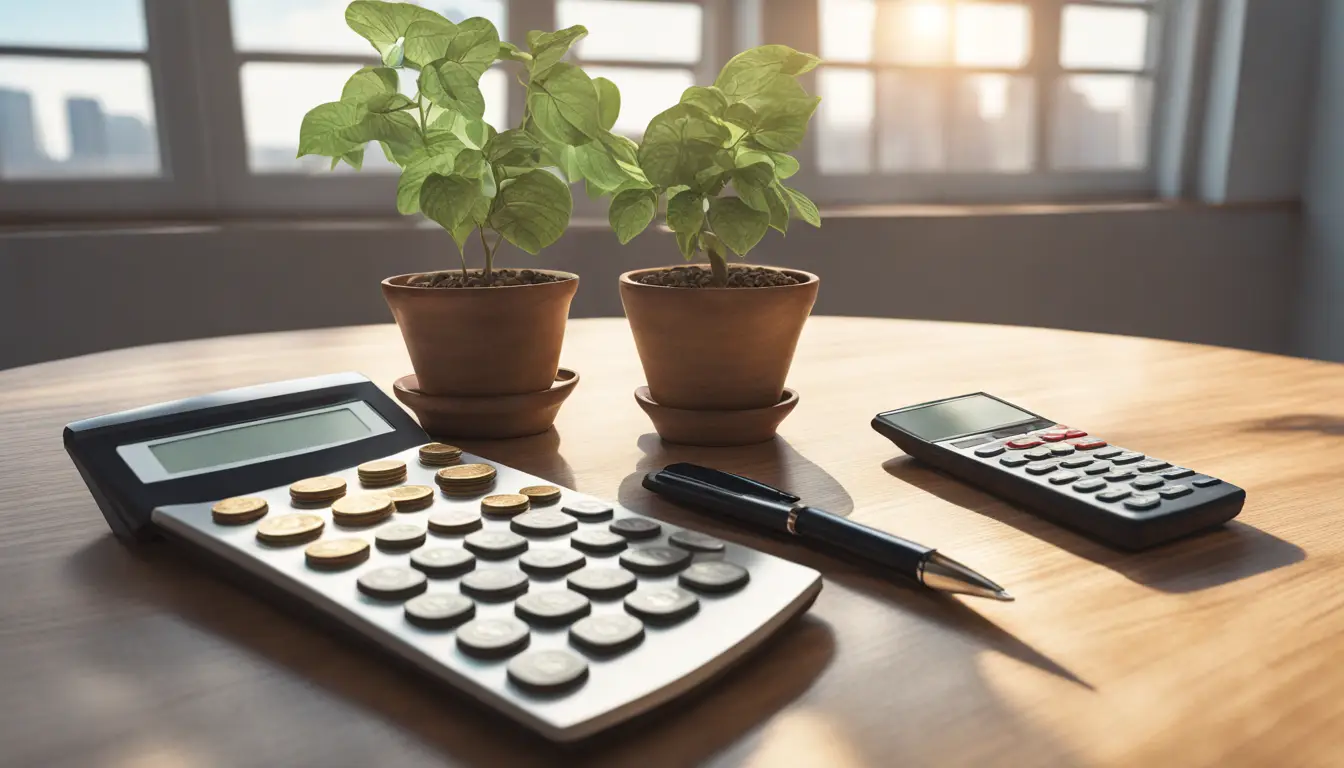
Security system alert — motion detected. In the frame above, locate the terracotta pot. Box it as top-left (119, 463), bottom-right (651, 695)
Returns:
top-left (619, 265), bottom-right (820, 411)
top-left (382, 269), bottom-right (578, 397)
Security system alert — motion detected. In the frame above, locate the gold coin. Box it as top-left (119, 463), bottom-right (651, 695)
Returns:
top-left (386, 484), bottom-right (434, 510)
top-left (256, 513), bottom-right (325, 545)
top-left (436, 463), bottom-right (496, 484)
top-left (518, 485), bottom-right (562, 505)
top-left (481, 494), bottom-right (531, 516)
top-left (289, 475), bottom-right (347, 501)
top-left (360, 473), bottom-right (406, 488)
top-left (304, 538), bottom-right (371, 570)
top-left (359, 459), bottom-right (407, 476)
top-left (332, 492), bottom-right (395, 523)
top-left (419, 442), bottom-right (463, 465)
top-left (211, 496), bottom-right (269, 524)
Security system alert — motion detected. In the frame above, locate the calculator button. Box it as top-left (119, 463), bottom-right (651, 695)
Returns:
top-left (508, 649), bottom-right (589, 693)
top-left (1038, 431), bottom-right (1069, 442)
top-left (953, 435), bottom-right (994, 449)
top-left (619, 546), bottom-right (692, 576)
top-left (567, 567), bottom-right (638, 599)
top-left (357, 566), bottom-right (428, 601)
top-left (1131, 476), bottom-right (1165, 491)
top-left (1159, 484), bottom-right (1193, 499)
top-left (1097, 488), bottom-right (1132, 503)
top-left (999, 455), bottom-right (1029, 468)
top-left (410, 547), bottom-right (476, 578)
top-left (1025, 461), bottom-right (1059, 475)
top-left (514, 590), bottom-right (591, 626)
top-left (1193, 476), bottom-right (1223, 488)
top-left (460, 568), bottom-right (529, 602)
top-left (1063, 429), bottom-right (1088, 439)
top-left (1159, 467), bottom-right (1194, 480)
top-left (1024, 447), bottom-right (1052, 461)
top-left (668, 530), bottom-right (726, 552)
top-left (1061, 457), bottom-right (1093, 469)
top-left (624, 587), bottom-right (700, 625)
top-left (518, 547), bottom-right (586, 577)
top-left (1135, 460), bottom-right (1171, 473)
top-left (427, 509), bottom-right (483, 535)
top-left (1111, 452), bottom-right (1145, 465)
top-left (974, 444), bottom-right (1006, 458)
top-left (463, 530), bottom-right (529, 559)
top-left (610, 518), bottom-right (662, 540)
top-left (374, 522), bottom-right (427, 551)
top-left (1048, 444), bottom-right (1075, 457)
top-left (404, 593), bottom-right (475, 629)
top-left (1093, 447), bottom-right (1124, 460)
top-left (1123, 493), bottom-right (1161, 511)
top-left (1068, 438), bottom-right (1108, 451)
top-left (1083, 463), bottom-right (1112, 475)
top-left (1073, 478), bottom-right (1107, 493)
top-left (561, 500), bottom-right (615, 521)
top-left (456, 618), bottom-right (530, 658)
top-left (510, 510), bottom-right (579, 537)
top-left (1006, 437), bottom-right (1044, 449)
top-left (679, 561), bottom-right (750, 593)
top-left (570, 529), bottom-right (629, 554)
top-left (570, 614), bottom-right (645, 655)
top-left (1104, 469), bottom-right (1136, 482)
top-left (1048, 471), bottom-right (1079, 485)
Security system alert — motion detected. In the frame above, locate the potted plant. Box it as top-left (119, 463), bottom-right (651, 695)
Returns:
top-left (296, 1), bottom-right (635, 437)
top-left (609, 45), bottom-right (824, 445)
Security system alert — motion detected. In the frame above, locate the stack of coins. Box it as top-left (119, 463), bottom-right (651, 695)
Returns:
top-left (419, 442), bottom-right (463, 467)
top-left (386, 484), bottom-right (434, 512)
top-left (435, 463), bottom-right (497, 497)
top-left (289, 476), bottom-right (347, 506)
top-left (211, 496), bottom-right (268, 525)
top-left (256, 513), bottom-right (325, 545)
top-left (481, 493), bottom-right (531, 516)
top-left (331, 492), bottom-right (395, 527)
top-left (358, 459), bottom-right (407, 487)
top-left (304, 538), bottom-right (370, 570)
top-left (519, 485), bottom-right (562, 506)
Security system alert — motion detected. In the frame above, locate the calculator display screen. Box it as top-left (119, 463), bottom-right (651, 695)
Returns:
top-left (884, 395), bottom-right (1034, 442)
top-left (148, 406), bottom-right (374, 474)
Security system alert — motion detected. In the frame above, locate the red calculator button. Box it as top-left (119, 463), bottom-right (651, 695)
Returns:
top-left (1063, 429), bottom-right (1088, 439)
top-left (1068, 437), bottom-right (1107, 450)
top-left (1039, 430), bottom-right (1069, 442)
top-left (1006, 437), bottom-right (1044, 449)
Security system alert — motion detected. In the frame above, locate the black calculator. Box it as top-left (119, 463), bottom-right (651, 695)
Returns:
top-left (871, 393), bottom-right (1245, 550)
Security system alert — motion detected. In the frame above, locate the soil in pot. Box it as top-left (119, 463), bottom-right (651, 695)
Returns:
top-left (633, 265), bottom-right (804, 288)
top-left (408, 268), bottom-right (564, 288)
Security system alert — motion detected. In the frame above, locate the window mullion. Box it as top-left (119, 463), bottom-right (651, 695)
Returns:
top-left (190, 0), bottom-right (251, 212)
top-left (1032, 0), bottom-right (1065, 172)
top-left (142, 0), bottom-right (216, 210)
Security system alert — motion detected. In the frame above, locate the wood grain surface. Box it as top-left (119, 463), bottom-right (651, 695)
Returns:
top-left (2, 317), bottom-right (1342, 768)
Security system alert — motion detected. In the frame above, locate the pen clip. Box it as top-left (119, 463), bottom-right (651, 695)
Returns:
top-left (660, 462), bottom-right (802, 505)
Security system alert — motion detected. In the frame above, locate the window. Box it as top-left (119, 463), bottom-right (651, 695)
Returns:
top-left (811, 0), bottom-right (1165, 201)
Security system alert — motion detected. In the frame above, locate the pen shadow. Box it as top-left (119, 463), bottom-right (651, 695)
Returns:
top-left (452, 427), bottom-right (577, 491)
top-left (66, 534), bottom-right (833, 768)
top-left (616, 434), bottom-right (1089, 691)
top-left (1242, 414), bottom-right (1344, 437)
top-left (882, 456), bottom-right (1305, 593)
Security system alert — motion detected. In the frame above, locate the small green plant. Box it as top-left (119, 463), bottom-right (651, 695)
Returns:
top-left (607, 45), bottom-right (823, 287)
top-left (297, 1), bottom-right (642, 283)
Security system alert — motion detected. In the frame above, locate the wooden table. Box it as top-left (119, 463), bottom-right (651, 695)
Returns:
top-left (3, 317), bottom-right (1342, 767)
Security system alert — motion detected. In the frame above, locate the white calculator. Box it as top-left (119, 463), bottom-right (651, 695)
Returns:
top-left (64, 373), bottom-right (822, 742)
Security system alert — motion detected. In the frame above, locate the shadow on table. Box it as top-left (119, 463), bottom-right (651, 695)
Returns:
top-left (617, 434), bottom-right (1089, 691)
top-left (452, 427), bottom-right (577, 491)
top-left (1242, 414), bottom-right (1344, 437)
top-left (882, 456), bottom-right (1305, 594)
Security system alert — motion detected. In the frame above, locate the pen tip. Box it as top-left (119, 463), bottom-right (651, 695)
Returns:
top-left (993, 590), bottom-right (1015, 602)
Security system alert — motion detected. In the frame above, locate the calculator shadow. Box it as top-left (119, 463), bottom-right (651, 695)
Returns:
top-left (882, 456), bottom-right (1305, 593)
top-left (1244, 414), bottom-right (1344, 437)
top-left (453, 427), bottom-right (577, 491)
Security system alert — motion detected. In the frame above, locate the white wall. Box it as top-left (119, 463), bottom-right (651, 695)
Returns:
top-left (1298, 0), bottom-right (1344, 360)
top-left (0, 205), bottom-right (1299, 371)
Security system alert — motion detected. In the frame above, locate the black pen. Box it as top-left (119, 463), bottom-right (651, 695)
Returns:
top-left (643, 463), bottom-right (1013, 601)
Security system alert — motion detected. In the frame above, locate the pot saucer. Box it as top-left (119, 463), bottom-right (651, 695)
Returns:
top-left (634, 386), bottom-right (799, 447)
top-left (394, 369), bottom-right (579, 439)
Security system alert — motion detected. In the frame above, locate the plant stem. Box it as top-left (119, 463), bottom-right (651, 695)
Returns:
top-left (478, 228), bottom-right (493, 282)
top-left (415, 93), bottom-right (428, 144)
top-left (704, 232), bottom-right (729, 288)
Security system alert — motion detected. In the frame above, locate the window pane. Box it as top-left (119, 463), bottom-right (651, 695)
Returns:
top-left (1061, 5), bottom-right (1149, 70)
top-left (1051, 75), bottom-right (1152, 169)
top-left (818, 68), bottom-right (875, 174)
top-left (949, 74), bottom-right (1033, 171)
top-left (0, 57), bottom-right (158, 179)
top-left (231, 0), bottom-right (506, 55)
top-left (558, 1), bottom-right (701, 64)
top-left (820, 0), bottom-right (877, 63)
top-left (581, 67), bottom-right (694, 136)
top-left (875, 1), bottom-right (950, 66)
top-left (0, 0), bottom-right (146, 51)
top-left (878, 72), bottom-right (943, 171)
top-left (955, 3), bottom-right (1030, 67)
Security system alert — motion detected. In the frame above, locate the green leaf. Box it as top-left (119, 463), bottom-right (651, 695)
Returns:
top-left (345, 1), bottom-right (442, 58)
top-left (743, 80), bottom-right (820, 152)
top-left (594, 77), bottom-right (620, 132)
top-left (575, 142), bottom-right (638, 191)
top-left (403, 17), bottom-right (458, 68)
top-left (675, 229), bottom-right (700, 259)
top-left (341, 66), bottom-right (399, 105)
top-left (707, 197), bottom-right (770, 256)
top-left (382, 41), bottom-right (405, 67)
top-left (609, 188), bottom-right (657, 244)
top-left (783, 185), bottom-right (821, 227)
top-left (332, 145), bottom-right (366, 171)
top-left (680, 85), bottom-right (729, 116)
top-left (345, 109), bottom-right (419, 146)
top-left (732, 163), bottom-right (775, 213)
top-left (420, 172), bottom-right (484, 233)
top-left (419, 59), bottom-right (485, 119)
top-left (765, 184), bottom-right (789, 234)
top-left (527, 62), bottom-right (603, 145)
top-left (499, 41), bottom-right (533, 63)
top-left (666, 190), bottom-right (704, 235)
top-left (768, 151), bottom-right (800, 179)
top-left (529, 25), bottom-right (588, 75)
top-left (637, 103), bottom-right (732, 188)
top-left (714, 45), bottom-right (822, 102)
top-left (365, 92), bottom-right (415, 113)
top-left (445, 18), bottom-right (501, 78)
top-left (454, 148), bottom-right (488, 178)
top-left (484, 129), bottom-right (545, 166)
top-left (544, 141), bottom-right (582, 182)
top-left (298, 101), bottom-right (366, 157)
top-left (489, 169), bottom-right (573, 255)
top-left (398, 152), bottom-right (457, 214)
